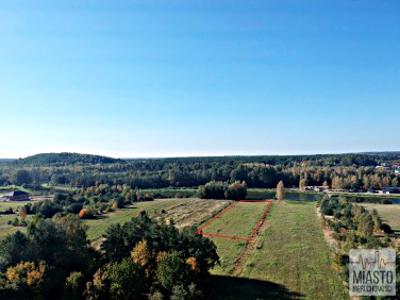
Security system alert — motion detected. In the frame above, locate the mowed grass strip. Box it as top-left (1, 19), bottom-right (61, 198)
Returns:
top-left (241, 201), bottom-right (347, 300)
top-left (204, 202), bottom-right (268, 237)
top-left (362, 203), bottom-right (400, 231)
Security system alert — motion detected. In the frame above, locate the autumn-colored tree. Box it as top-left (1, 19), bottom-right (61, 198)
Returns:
top-left (131, 240), bottom-right (150, 267)
top-left (85, 259), bottom-right (145, 300)
top-left (371, 209), bottom-right (382, 232)
top-left (78, 208), bottom-right (87, 219)
top-left (111, 200), bottom-right (119, 210)
top-left (156, 251), bottom-right (168, 263)
top-left (392, 177), bottom-right (399, 187)
top-left (276, 180), bottom-right (285, 201)
top-left (299, 178), bottom-right (307, 191)
top-left (186, 257), bottom-right (200, 272)
top-left (6, 261), bottom-right (46, 290)
top-left (358, 213), bottom-right (374, 238)
top-left (18, 207), bottom-right (27, 221)
top-left (353, 205), bottom-right (365, 224)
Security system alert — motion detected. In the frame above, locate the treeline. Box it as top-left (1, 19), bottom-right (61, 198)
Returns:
top-left (0, 153), bottom-right (399, 191)
top-left (0, 212), bottom-right (218, 299)
top-left (4, 184), bottom-right (156, 225)
top-left (14, 152), bottom-right (124, 166)
top-left (198, 181), bottom-right (247, 200)
top-left (318, 196), bottom-right (400, 287)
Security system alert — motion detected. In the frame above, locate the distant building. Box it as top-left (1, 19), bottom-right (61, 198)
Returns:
top-left (3, 191), bottom-right (31, 201)
top-left (305, 186), bottom-right (328, 192)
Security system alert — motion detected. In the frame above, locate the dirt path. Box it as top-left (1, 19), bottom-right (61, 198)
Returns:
top-left (316, 207), bottom-right (339, 251)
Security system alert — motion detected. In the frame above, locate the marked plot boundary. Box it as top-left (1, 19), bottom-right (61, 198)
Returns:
top-left (196, 200), bottom-right (273, 242)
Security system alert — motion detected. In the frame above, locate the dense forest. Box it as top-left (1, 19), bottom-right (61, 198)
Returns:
top-left (12, 153), bottom-right (124, 166)
top-left (0, 212), bottom-right (218, 299)
top-left (0, 152), bottom-right (399, 191)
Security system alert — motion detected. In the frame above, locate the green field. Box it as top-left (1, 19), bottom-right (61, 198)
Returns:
top-left (362, 203), bottom-right (400, 231)
top-left (0, 200), bottom-right (41, 240)
top-left (85, 198), bottom-right (231, 241)
top-left (241, 202), bottom-right (347, 299)
top-left (206, 202), bottom-right (270, 275)
top-left (208, 201), bottom-right (347, 300)
top-left (204, 202), bottom-right (268, 237)
top-left (0, 215), bottom-right (24, 239)
top-left (0, 201), bottom-right (32, 210)
top-left (211, 238), bottom-right (246, 275)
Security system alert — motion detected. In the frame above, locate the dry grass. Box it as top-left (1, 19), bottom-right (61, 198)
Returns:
top-left (361, 203), bottom-right (400, 231)
top-left (85, 198), bottom-right (231, 241)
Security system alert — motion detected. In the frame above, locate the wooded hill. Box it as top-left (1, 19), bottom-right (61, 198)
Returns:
top-left (13, 152), bottom-right (125, 166)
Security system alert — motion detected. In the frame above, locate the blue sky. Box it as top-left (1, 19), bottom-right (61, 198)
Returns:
top-left (0, 0), bottom-right (399, 158)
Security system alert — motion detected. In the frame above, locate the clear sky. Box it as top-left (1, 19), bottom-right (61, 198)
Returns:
top-left (0, 0), bottom-right (399, 158)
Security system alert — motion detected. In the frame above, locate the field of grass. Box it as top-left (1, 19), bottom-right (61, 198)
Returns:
top-left (0, 201), bottom-right (42, 240)
top-left (85, 198), bottom-right (230, 241)
top-left (0, 215), bottom-right (23, 239)
top-left (204, 202), bottom-right (268, 237)
top-left (211, 238), bottom-right (246, 275)
top-left (0, 201), bottom-right (32, 211)
top-left (239, 201), bottom-right (347, 299)
top-left (362, 203), bottom-right (400, 231)
top-left (203, 201), bottom-right (271, 275)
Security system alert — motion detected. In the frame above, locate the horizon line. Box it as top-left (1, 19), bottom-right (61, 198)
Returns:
top-left (2, 150), bottom-right (400, 160)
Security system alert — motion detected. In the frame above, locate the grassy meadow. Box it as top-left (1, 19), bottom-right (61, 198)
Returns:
top-left (85, 198), bottom-right (231, 241)
top-left (0, 197), bottom-right (348, 299)
top-left (361, 203), bottom-right (400, 231)
top-left (0, 201), bottom-right (33, 239)
top-left (207, 201), bottom-right (347, 300)
top-left (203, 202), bottom-right (268, 237)
top-left (0, 215), bottom-right (26, 239)
top-left (240, 201), bottom-right (347, 299)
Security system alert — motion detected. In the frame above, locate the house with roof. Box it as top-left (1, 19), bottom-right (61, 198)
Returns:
top-left (3, 191), bottom-right (31, 201)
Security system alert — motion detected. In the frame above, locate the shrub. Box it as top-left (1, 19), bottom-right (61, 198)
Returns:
top-left (63, 271), bottom-right (85, 300)
top-left (198, 181), bottom-right (226, 199)
top-left (78, 208), bottom-right (95, 219)
top-left (225, 181), bottom-right (247, 200)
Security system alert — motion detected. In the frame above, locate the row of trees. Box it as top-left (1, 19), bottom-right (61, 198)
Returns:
top-left (318, 196), bottom-right (399, 287)
top-left (0, 212), bottom-right (219, 299)
top-left (198, 181), bottom-right (247, 200)
top-left (1, 153), bottom-right (399, 191)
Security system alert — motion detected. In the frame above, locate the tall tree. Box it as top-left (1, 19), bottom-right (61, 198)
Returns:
top-left (299, 178), bottom-right (307, 191)
top-left (276, 180), bottom-right (285, 201)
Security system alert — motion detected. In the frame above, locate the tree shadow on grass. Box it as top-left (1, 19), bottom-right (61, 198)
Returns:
top-left (207, 275), bottom-right (304, 300)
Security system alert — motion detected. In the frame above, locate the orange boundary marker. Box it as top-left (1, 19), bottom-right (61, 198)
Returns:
top-left (195, 200), bottom-right (273, 242)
